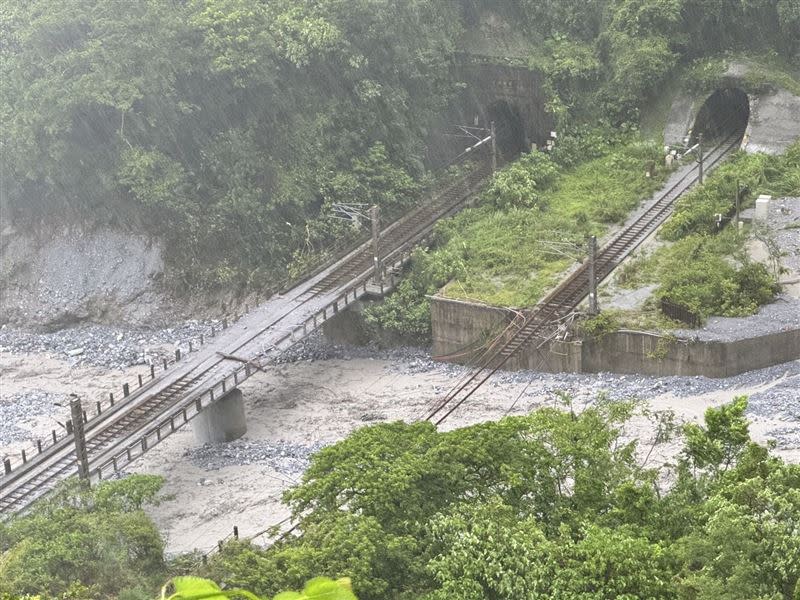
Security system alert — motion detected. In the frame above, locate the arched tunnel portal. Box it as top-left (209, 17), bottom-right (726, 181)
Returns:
top-left (691, 87), bottom-right (750, 144)
top-left (487, 99), bottom-right (527, 157)
top-left (425, 59), bottom-right (554, 168)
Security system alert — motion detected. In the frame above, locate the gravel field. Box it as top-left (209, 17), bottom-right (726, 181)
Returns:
top-left (0, 320), bottom-right (216, 370)
top-left (0, 391), bottom-right (65, 446)
top-left (185, 439), bottom-right (327, 477)
top-left (674, 294), bottom-right (800, 341)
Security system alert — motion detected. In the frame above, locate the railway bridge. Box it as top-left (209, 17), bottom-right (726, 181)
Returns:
top-left (0, 69), bottom-right (753, 514)
top-left (0, 152), bottom-right (494, 514)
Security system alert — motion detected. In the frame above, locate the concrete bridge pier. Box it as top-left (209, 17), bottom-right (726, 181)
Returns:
top-left (192, 388), bottom-right (247, 444)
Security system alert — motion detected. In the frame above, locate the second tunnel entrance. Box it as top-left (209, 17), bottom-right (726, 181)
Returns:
top-left (691, 87), bottom-right (750, 143)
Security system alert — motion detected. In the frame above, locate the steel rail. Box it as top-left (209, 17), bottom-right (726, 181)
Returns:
top-left (0, 156), bottom-right (494, 515)
top-left (427, 130), bottom-right (744, 425)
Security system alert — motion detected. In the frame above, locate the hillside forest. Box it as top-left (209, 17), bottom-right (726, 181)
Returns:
top-left (2, 0), bottom-right (798, 293)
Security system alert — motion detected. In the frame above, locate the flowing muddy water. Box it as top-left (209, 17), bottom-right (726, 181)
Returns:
top-left (2, 336), bottom-right (796, 555)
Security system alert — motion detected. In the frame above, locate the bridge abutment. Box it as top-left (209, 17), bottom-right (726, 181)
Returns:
top-left (192, 388), bottom-right (247, 444)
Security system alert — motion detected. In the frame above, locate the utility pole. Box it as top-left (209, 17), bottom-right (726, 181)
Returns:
top-left (490, 120), bottom-right (497, 173)
top-left (735, 179), bottom-right (741, 224)
top-left (698, 133), bottom-right (704, 185)
top-left (69, 395), bottom-right (90, 484)
top-left (369, 205), bottom-right (382, 284)
top-left (587, 235), bottom-right (598, 315)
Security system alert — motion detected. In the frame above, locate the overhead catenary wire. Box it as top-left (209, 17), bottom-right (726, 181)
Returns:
top-left (426, 125), bottom-right (745, 428)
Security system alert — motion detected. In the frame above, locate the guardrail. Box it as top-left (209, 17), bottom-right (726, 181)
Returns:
top-left (0, 320), bottom-right (239, 479)
top-left (87, 159), bottom-right (493, 483)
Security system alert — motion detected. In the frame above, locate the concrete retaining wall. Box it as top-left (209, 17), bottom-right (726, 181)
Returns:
top-left (430, 296), bottom-right (581, 373)
top-left (431, 295), bottom-right (800, 378)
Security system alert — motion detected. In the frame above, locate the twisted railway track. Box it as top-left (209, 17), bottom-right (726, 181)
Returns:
top-left (427, 129), bottom-right (745, 425)
top-left (0, 156), bottom-right (493, 515)
top-left (0, 126), bottom-right (743, 512)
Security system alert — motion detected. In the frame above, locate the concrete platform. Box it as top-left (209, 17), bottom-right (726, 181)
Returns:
top-left (430, 294), bottom-right (800, 378)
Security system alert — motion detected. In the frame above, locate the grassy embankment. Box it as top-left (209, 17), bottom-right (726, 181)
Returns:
top-left (438, 145), bottom-right (668, 306)
top-left (364, 135), bottom-right (670, 339)
top-left (600, 141), bottom-right (800, 332)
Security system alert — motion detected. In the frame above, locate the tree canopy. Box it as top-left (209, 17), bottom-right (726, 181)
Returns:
top-left (0, 475), bottom-right (166, 599)
top-left (2, 0), bottom-right (797, 290)
top-left (1, 0), bottom-right (461, 288)
top-left (0, 397), bottom-right (797, 599)
top-left (200, 396), bottom-right (800, 600)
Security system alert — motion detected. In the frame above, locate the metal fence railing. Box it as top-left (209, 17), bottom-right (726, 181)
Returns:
top-left (660, 298), bottom-right (701, 327)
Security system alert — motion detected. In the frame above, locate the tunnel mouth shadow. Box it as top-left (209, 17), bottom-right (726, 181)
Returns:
top-left (691, 87), bottom-right (750, 144)
top-left (487, 99), bottom-right (527, 157)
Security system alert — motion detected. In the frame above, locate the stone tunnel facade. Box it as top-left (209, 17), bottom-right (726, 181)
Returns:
top-left (428, 56), bottom-right (554, 167)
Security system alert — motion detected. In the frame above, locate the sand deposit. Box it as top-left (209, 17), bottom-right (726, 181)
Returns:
top-left (1, 340), bottom-right (797, 556)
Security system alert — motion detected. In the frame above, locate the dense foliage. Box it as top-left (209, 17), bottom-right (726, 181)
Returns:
top-left (199, 397), bottom-right (800, 600)
top-left (615, 141), bottom-right (800, 320)
top-left (3, 0), bottom-right (798, 291)
top-left (0, 476), bottom-right (165, 600)
top-left (1, 0), bottom-right (461, 288)
top-left (364, 0), bottom-right (799, 338)
top-left (662, 143), bottom-right (800, 241)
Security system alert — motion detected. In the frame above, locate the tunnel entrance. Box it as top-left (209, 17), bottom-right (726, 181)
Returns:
top-left (691, 87), bottom-right (750, 143)
top-left (487, 100), bottom-right (527, 157)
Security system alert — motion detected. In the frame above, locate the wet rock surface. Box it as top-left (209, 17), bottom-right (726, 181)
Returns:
top-left (271, 331), bottom-right (426, 365)
top-left (0, 227), bottom-right (168, 329)
top-left (185, 439), bottom-right (327, 477)
top-left (0, 391), bottom-right (62, 445)
top-left (0, 321), bottom-right (216, 369)
top-left (749, 374), bottom-right (800, 448)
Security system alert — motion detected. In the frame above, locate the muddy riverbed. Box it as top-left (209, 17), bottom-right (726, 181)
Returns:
top-left (1, 326), bottom-right (798, 554)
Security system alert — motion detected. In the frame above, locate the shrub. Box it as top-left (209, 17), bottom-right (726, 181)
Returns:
top-left (362, 244), bottom-right (467, 341)
top-left (482, 151), bottom-right (559, 210)
top-left (579, 310), bottom-right (622, 339)
top-left (0, 476), bottom-right (165, 599)
top-left (657, 235), bottom-right (779, 318)
top-left (662, 143), bottom-right (800, 241)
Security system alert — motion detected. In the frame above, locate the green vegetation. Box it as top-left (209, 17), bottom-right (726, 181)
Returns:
top-left (579, 310), bottom-right (623, 340)
top-left (621, 227), bottom-right (780, 319)
top-left (359, 0), bottom-right (800, 339)
top-left (3, 0), bottom-right (798, 292)
top-left (684, 53), bottom-right (800, 97)
top-left (614, 142), bottom-right (800, 322)
top-left (369, 139), bottom-right (799, 338)
top-left (162, 575), bottom-right (355, 600)
top-left (658, 235), bottom-right (779, 318)
top-left (196, 397), bottom-right (799, 600)
top-left (662, 143), bottom-right (800, 241)
top-left (2, 398), bottom-right (798, 599)
top-left (0, 476), bottom-right (165, 599)
top-left (1, 0), bottom-right (462, 289)
top-left (366, 137), bottom-right (668, 338)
